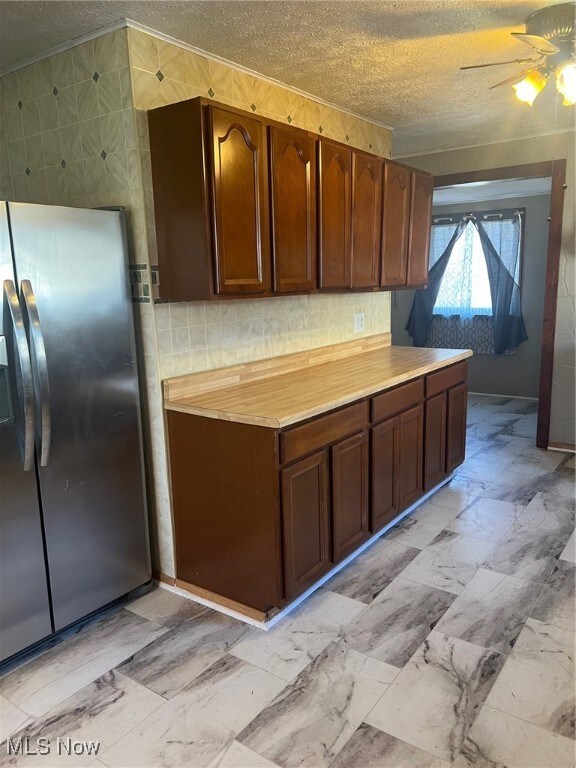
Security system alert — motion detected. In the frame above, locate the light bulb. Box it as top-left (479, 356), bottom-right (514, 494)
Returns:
top-left (556, 60), bottom-right (576, 106)
top-left (512, 70), bottom-right (548, 106)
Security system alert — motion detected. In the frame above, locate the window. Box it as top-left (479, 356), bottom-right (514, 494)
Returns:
top-left (433, 221), bottom-right (492, 317)
top-left (406, 208), bottom-right (528, 356)
top-left (429, 211), bottom-right (523, 320)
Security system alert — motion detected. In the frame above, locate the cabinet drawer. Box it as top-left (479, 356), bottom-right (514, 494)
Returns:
top-left (371, 379), bottom-right (424, 424)
top-left (426, 361), bottom-right (468, 398)
top-left (281, 401), bottom-right (368, 464)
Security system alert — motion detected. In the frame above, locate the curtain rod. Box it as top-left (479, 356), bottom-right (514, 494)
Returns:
top-left (432, 209), bottom-right (524, 225)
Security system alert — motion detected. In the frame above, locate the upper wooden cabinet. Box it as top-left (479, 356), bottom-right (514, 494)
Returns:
top-left (318, 140), bottom-right (352, 289)
top-left (148, 99), bottom-right (270, 301)
top-left (381, 161), bottom-right (433, 290)
top-left (351, 152), bottom-right (382, 288)
top-left (408, 169), bottom-right (434, 287)
top-left (380, 161), bottom-right (412, 288)
top-left (209, 107), bottom-right (270, 295)
top-left (148, 98), bottom-right (211, 302)
top-left (148, 97), bottom-right (433, 301)
top-left (269, 126), bottom-right (317, 293)
top-left (319, 143), bottom-right (383, 291)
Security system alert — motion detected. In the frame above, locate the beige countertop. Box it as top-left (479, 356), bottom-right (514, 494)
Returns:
top-left (163, 334), bottom-right (473, 429)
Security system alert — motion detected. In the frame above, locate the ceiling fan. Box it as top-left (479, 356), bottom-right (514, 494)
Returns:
top-left (461, 2), bottom-right (576, 106)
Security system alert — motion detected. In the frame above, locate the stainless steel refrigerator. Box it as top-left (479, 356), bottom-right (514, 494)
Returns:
top-left (0, 201), bottom-right (151, 663)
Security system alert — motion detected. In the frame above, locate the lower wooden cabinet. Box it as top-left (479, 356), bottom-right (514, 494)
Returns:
top-left (447, 382), bottom-right (468, 472)
top-left (167, 361), bottom-right (468, 614)
top-left (371, 416), bottom-right (400, 532)
top-left (282, 430), bottom-right (370, 600)
top-left (371, 404), bottom-right (424, 533)
top-left (398, 405), bottom-right (424, 509)
top-left (281, 450), bottom-right (330, 599)
top-left (424, 380), bottom-right (468, 488)
top-left (332, 432), bottom-right (369, 562)
top-left (424, 392), bottom-right (448, 491)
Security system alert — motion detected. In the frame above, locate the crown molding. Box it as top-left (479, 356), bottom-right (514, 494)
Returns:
top-left (124, 19), bottom-right (394, 131)
top-left (0, 18), bottom-right (128, 76)
top-left (0, 17), bottom-right (395, 133)
top-left (393, 127), bottom-right (576, 159)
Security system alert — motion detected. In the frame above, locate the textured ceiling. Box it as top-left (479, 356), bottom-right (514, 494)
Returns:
top-left (0, 1), bottom-right (574, 155)
top-left (434, 176), bottom-right (552, 205)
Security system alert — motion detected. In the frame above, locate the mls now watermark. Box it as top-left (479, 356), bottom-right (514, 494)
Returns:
top-left (6, 737), bottom-right (101, 757)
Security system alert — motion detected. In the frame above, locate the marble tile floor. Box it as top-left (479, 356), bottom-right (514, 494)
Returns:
top-left (0, 395), bottom-right (574, 768)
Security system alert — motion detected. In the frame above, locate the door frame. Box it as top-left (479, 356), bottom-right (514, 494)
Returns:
top-left (434, 160), bottom-right (567, 449)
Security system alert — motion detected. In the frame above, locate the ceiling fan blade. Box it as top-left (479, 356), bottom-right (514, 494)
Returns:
top-left (510, 33), bottom-right (559, 55)
top-left (461, 57), bottom-right (540, 70)
top-left (489, 69), bottom-right (534, 89)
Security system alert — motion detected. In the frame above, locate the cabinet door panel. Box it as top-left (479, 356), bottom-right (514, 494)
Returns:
top-left (398, 404), bottom-right (424, 510)
top-left (371, 417), bottom-right (400, 533)
top-left (425, 392), bottom-right (447, 491)
top-left (209, 107), bottom-right (270, 294)
top-left (332, 432), bottom-right (369, 562)
top-left (318, 140), bottom-right (352, 289)
top-left (381, 161), bottom-right (411, 287)
top-left (408, 169), bottom-right (433, 287)
top-left (351, 152), bottom-right (382, 288)
top-left (269, 127), bottom-right (316, 292)
top-left (447, 383), bottom-right (467, 472)
top-left (282, 450), bottom-right (330, 599)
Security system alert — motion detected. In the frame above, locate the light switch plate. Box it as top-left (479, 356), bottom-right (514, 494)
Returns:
top-left (354, 313), bottom-right (365, 333)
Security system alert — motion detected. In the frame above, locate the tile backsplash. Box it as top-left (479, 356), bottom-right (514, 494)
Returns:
top-left (155, 293), bottom-right (391, 379)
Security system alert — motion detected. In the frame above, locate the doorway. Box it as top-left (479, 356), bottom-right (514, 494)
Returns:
top-left (391, 160), bottom-right (567, 449)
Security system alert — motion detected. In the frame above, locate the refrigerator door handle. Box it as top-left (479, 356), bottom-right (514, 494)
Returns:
top-left (3, 279), bottom-right (35, 470)
top-left (21, 279), bottom-right (51, 466)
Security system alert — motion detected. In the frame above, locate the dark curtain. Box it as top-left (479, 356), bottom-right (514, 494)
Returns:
top-left (405, 221), bottom-right (465, 346)
top-left (476, 219), bottom-right (528, 354)
top-left (407, 210), bottom-right (528, 354)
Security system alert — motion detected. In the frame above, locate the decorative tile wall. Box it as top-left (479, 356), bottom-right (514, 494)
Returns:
top-left (0, 89), bottom-right (14, 199)
top-left (128, 28), bottom-right (390, 156)
top-left (0, 23), bottom-right (394, 579)
top-left (400, 130), bottom-right (575, 447)
top-left (0, 29), bottom-right (154, 297)
top-left (0, 29), bottom-right (171, 571)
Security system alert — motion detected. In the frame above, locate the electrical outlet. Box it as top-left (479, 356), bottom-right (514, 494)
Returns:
top-left (354, 313), bottom-right (365, 333)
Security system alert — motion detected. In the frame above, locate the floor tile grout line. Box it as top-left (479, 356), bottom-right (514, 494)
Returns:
top-left (2, 668), bottom-right (169, 752)
top-left (476, 701), bottom-right (576, 744)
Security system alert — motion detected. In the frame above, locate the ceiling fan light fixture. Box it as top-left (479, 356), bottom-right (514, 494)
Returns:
top-left (556, 60), bottom-right (576, 106)
top-left (512, 69), bottom-right (549, 105)
top-left (463, 3), bottom-right (576, 106)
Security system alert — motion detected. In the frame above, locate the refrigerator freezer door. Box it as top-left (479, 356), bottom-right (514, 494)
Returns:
top-left (0, 203), bottom-right (52, 661)
top-left (8, 202), bottom-right (151, 631)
